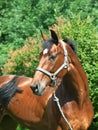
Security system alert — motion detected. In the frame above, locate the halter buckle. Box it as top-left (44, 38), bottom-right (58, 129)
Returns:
top-left (50, 74), bottom-right (57, 87)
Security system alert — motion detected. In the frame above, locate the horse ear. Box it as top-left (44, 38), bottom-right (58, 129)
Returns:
top-left (50, 30), bottom-right (58, 45)
top-left (40, 30), bottom-right (48, 41)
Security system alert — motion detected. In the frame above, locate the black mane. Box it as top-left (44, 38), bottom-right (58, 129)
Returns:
top-left (0, 76), bottom-right (22, 107)
top-left (63, 38), bottom-right (77, 54)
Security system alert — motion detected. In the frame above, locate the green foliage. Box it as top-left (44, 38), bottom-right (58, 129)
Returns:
top-left (0, 44), bottom-right (9, 74)
top-left (0, 0), bottom-right (98, 45)
top-left (68, 0), bottom-right (98, 25)
top-left (16, 124), bottom-right (29, 130)
top-left (0, 0), bottom-right (35, 45)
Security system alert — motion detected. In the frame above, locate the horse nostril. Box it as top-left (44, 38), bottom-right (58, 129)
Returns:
top-left (30, 83), bottom-right (39, 94)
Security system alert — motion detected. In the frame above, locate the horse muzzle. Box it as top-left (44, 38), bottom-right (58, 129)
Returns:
top-left (30, 81), bottom-right (46, 96)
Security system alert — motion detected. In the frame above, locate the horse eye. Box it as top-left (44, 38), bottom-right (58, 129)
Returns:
top-left (49, 55), bottom-right (56, 61)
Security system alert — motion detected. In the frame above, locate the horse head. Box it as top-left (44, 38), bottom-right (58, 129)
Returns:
top-left (30, 30), bottom-right (72, 95)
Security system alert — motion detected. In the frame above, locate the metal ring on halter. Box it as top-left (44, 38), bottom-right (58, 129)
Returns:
top-left (50, 75), bottom-right (57, 86)
top-left (50, 75), bottom-right (56, 81)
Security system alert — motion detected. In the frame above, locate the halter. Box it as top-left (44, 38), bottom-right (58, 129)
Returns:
top-left (36, 40), bottom-right (69, 86)
top-left (36, 40), bottom-right (73, 130)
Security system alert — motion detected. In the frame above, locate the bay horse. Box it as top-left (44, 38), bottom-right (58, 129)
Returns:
top-left (30, 30), bottom-right (94, 130)
top-left (0, 75), bottom-right (53, 130)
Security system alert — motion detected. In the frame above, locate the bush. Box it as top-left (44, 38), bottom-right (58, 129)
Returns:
top-left (2, 37), bottom-right (41, 77)
top-left (2, 16), bottom-right (98, 129)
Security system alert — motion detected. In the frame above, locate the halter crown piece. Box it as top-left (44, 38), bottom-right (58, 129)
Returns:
top-left (36, 40), bottom-right (69, 85)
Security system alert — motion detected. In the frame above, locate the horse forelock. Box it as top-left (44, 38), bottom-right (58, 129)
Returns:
top-left (42, 38), bottom-right (55, 51)
top-left (0, 76), bottom-right (22, 107)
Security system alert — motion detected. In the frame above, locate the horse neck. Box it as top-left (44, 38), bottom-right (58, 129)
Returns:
top-left (60, 45), bottom-right (89, 107)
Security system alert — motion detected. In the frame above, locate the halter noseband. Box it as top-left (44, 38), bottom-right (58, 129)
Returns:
top-left (36, 40), bottom-right (69, 86)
